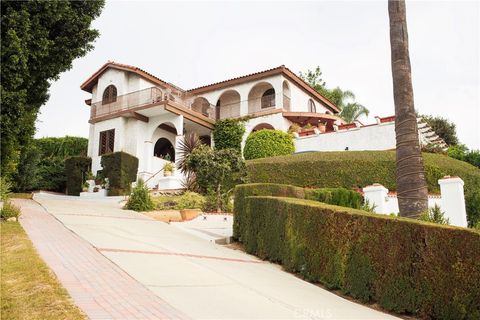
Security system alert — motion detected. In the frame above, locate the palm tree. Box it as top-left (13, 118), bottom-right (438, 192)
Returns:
top-left (388, 0), bottom-right (428, 217)
top-left (299, 69), bottom-right (370, 123)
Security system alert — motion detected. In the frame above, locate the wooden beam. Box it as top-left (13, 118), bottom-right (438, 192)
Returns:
top-left (130, 112), bottom-right (149, 122)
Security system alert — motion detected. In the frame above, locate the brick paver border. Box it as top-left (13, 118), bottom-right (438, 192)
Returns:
top-left (15, 199), bottom-right (189, 320)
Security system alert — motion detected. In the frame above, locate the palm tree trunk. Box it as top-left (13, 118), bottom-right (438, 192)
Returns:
top-left (388, 0), bottom-right (428, 217)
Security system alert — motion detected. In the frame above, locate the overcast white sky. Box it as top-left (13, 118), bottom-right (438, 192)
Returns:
top-left (36, 0), bottom-right (480, 149)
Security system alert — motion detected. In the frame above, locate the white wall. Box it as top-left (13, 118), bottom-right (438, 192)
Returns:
top-left (286, 77), bottom-right (330, 114)
top-left (88, 117), bottom-right (127, 174)
top-left (295, 122), bottom-right (396, 152)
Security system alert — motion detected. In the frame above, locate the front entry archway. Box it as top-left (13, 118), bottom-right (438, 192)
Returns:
top-left (153, 138), bottom-right (175, 161)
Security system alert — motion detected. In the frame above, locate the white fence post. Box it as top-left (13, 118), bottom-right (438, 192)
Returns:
top-left (438, 176), bottom-right (468, 227)
top-left (363, 184), bottom-right (389, 214)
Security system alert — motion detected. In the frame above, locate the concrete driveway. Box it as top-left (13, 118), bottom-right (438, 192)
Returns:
top-left (30, 193), bottom-right (398, 320)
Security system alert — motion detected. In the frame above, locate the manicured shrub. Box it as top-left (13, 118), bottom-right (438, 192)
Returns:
top-left (233, 183), bottom-right (364, 240)
top-left (246, 151), bottom-right (480, 226)
top-left (1, 200), bottom-right (21, 221)
top-left (212, 119), bottom-right (245, 152)
top-left (101, 151), bottom-right (139, 196)
top-left (243, 129), bottom-right (295, 160)
top-left (65, 156), bottom-right (91, 196)
top-left (125, 179), bottom-right (154, 212)
top-left (235, 192), bottom-right (480, 319)
top-left (13, 136), bottom-right (88, 192)
top-left (304, 187), bottom-right (363, 209)
top-left (154, 192), bottom-right (206, 210)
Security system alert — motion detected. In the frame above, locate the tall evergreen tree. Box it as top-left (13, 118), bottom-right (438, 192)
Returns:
top-left (1, 1), bottom-right (104, 178)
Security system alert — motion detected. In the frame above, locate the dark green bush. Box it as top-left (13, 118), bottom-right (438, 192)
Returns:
top-left (305, 187), bottom-right (363, 209)
top-left (212, 119), bottom-right (245, 152)
top-left (243, 129), bottom-right (295, 160)
top-left (65, 156), bottom-right (91, 196)
top-left (125, 180), bottom-right (154, 211)
top-left (246, 151), bottom-right (480, 226)
top-left (101, 151), bottom-right (138, 196)
top-left (13, 136), bottom-right (88, 192)
top-left (233, 183), bottom-right (363, 240)
top-left (236, 193), bottom-right (480, 319)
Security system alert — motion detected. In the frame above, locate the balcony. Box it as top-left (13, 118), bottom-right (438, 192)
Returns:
top-left (89, 87), bottom-right (291, 123)
top-left (89, 87), bottom-right (215, 122)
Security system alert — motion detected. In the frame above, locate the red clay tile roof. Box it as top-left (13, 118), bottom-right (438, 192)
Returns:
top-left (80, 61), bottom-right (181, 93)
top-left (188, 65), bottom-right (340, 113)
top-left (81, 62), bottom-right (339, 113)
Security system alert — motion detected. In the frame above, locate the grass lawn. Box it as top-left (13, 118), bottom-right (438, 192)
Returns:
top-left (1, 221), bottom-right (85, 320)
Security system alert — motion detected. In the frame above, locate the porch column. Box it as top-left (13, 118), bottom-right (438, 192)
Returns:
top-left (143, 140), bottom-right (153, 174)
top-left (438, 176), bottom-right (468, 227)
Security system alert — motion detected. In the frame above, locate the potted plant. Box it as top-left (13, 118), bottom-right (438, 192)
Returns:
top-left (82, 182), bottom-right (89, 192)
top-left (163, 162), bottom-right (174, 177)
top-left (318, 122), bottom-right (327, 133)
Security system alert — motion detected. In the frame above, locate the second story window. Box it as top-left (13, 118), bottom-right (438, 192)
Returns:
top-left (99, 129), bottom-right (115, 155)
top-left (102, 85), bottom-right (117, 105)
top-left (261, 88), bottom-right (275, 109)
top-left (308, 99), bottom-right (316, 113)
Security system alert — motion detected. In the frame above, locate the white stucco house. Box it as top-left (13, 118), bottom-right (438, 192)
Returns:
top-left (81, 62), bottom-right (446, 190)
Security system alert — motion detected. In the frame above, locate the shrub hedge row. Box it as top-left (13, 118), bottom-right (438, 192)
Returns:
top-left (233, 183), bottom-right (363, 240)
top-left (246, 151), bottom-right (480, 226)
top-left (234, 187), bottom-right (480, 319)
top-left (65, 156), bottom-right (91, 196)
top-left (100, 152), bottom-right (138, 196)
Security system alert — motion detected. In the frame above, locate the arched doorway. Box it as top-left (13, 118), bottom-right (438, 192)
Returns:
top-left (252, 123), bottom-right (274, 132)
top-left (216, 90), bottom-right (241, 119)
top-left (154, 138), bottom-right (175, 161)
top-left (248, 82), bottom-right (275, 113)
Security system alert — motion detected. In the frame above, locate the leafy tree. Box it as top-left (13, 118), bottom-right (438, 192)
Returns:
top-left (12, 136), bottom-right (88, 192)
top-left (299, 67), bottom-right (369, 122)
top-left (212, 119), bottom-right (246, 152)
top-left (186, 145), bottom-right (247, 212)
top-left (389, 0), bottom-right (428, 217)
top-left (1, 1), bottom-right (104, 179)
top-left (243, 130), bottom-right (295, 160)
top-left (448, 144), bottom-right (468, 161)
top-left (420, 114), bottom-right (459, 146)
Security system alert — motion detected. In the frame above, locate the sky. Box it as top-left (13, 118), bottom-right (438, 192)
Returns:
top-left (36, 0), bottom-right (480, 149)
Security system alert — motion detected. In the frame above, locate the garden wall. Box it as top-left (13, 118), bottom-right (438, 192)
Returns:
top-left (234, 186), bottom-right (480, 319)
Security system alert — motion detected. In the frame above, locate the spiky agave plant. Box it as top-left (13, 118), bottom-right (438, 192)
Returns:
top-left (177, 133), bottom-right (203, 191)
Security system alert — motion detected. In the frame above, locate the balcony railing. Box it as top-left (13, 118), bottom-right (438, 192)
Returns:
top-left (90, 87), bottom-right (164, 119)
top-left (90, 88), bottom-right (291, 122)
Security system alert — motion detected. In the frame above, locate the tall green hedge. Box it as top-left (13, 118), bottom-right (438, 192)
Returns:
top-left (101, 151), bottom-right (138, 196)
top-left (65, 156), bottom-right (91, 196)
top-left (212, 119), bottom-right (245, 152)
top-left (243, 129), bottom-right (295, 160)
top-left (246, 151), bottom-right (480, 226)
top-left (236, 192), bottom-right (480, 319)
top-left (233, 183), bottom-right (363, 240)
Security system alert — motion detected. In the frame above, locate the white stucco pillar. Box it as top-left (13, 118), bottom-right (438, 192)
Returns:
top-left (363, 184), bottom-right (389, 214)
top-left (438, 176), bottom-right (468, 227)
top-left (143, 140), bottom-right (153, 174)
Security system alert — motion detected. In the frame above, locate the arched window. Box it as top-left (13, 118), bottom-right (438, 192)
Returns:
top-left (261, 88), bottom-right (276, 108)
top-left (308, 99), bottom-right (316, 113)
top-left (153, 138), bottom-right (175, 161)
top-left (102, 85), bottom-right (117, 105)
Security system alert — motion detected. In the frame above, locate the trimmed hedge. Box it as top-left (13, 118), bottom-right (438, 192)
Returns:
top-left (233, 183), bottom-right (363, 240)
top-left (236, 192), bottom-right (480, 319)
top-left (65, 156), bottom-right (91, 196)
top-left (243, 129), bottom-right (295, 160)
top-left (100, 152), bottom-right (138, 196)
top-left (246, 151), bottom-right (480, 226)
